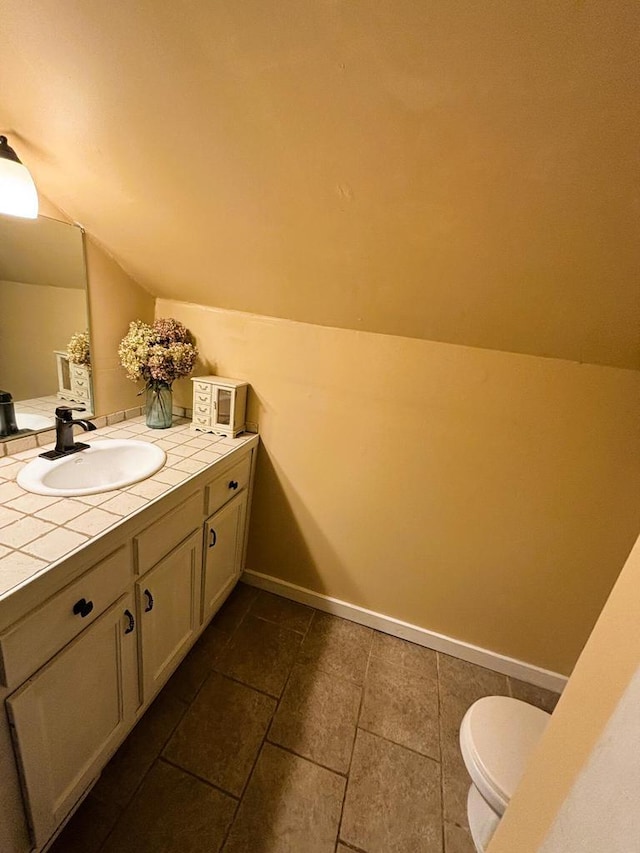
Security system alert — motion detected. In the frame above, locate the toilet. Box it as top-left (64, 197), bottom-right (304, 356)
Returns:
top-left (459, 696), bottom-right (551, 852)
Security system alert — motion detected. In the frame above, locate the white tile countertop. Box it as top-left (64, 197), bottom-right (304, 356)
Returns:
top-left (0, 415), bottom-right (257, 602)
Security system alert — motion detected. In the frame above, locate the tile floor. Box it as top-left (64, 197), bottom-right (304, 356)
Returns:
top-left (51, 584), bottom-right (559, 853)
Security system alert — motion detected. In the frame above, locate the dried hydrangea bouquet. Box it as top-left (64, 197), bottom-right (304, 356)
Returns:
top-left (118, 318), bottom-right (198, 428)
top-left (66, 330), bottom-right (91, 368)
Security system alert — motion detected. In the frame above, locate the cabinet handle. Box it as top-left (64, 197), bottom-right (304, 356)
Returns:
top-left (124, 609), bottom-right (135, 634)
top-left (209, 529), bottom-right (217, 548)
top-left (143, 589), bottom-right (154, 612)
top-left (229, 480), bottom-right (239, 490)
top-left (72, 597), bottom-right (94, 618)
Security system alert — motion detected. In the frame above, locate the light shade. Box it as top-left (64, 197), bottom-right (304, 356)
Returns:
top-left (0, 136), bottom-right (38, 219)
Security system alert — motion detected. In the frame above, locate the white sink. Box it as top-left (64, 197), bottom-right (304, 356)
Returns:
top-left (16, 413), bottom-right (55, 431)
top-left (17, 440), bottom-right (166, 497)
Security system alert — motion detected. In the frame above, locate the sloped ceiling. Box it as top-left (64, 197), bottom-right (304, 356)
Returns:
top-left (0, 1), bottom-right (639, 368)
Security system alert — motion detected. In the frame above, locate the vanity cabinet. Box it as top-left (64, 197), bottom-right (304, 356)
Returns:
top-left (6, 594), bottom-right (139, 849)
top-left (203, 491), bottom-right (247, 621)
top-left (136, 530), bottom-right (202, 701)
top-left (0, 438), bottom-right (257, 853)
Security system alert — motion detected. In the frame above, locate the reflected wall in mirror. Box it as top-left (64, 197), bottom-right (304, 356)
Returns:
top-left (0, 213), bottom-right (93, 441)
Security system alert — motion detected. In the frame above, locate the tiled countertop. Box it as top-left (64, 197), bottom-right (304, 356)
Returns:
top-left (0, 415), bottom-right (256, 602)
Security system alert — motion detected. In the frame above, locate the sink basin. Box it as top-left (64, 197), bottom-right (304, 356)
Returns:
top-left (17, 440), bottom-right (167, 496)
top-left (16, 413), bottom-right (55, 431)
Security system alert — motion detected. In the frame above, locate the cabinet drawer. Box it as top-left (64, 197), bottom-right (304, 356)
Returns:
top-left (194, 402), bottom-right (212, 416)
top-left (205, 454), bottom-right (251, 516)
top-left (134, 490), bottom-right (201, 575)
top-left (192, 414), bottom-right (211, 428)
top-left (0, 546), bottom-right (132, 688)
top-left (70, 365), bottom-right (88, 380)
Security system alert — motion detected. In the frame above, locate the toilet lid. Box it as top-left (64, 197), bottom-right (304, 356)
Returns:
top-left (460, 696), bottom-right (550, 816)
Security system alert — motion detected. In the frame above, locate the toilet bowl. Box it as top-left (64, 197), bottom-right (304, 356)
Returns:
top-left (459, 696), bottom-right (550, 852)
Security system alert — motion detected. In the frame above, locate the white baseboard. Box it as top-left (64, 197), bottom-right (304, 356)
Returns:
top-left (241, 569), bottom-right (568, 694)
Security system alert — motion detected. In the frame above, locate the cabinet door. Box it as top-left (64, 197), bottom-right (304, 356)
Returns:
top-left (137, 530), bottom-right (202, 702)
top-left (6, 594), bottom-right (138, 849)
top-left (203, 490), bottom-right (247, 622)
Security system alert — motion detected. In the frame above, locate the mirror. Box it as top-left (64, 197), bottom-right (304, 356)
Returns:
top-left (0, 213), bottom-right (93, 441)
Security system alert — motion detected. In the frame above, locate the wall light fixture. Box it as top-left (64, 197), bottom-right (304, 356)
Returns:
top-left (0, 135), bottom-right (38, 219)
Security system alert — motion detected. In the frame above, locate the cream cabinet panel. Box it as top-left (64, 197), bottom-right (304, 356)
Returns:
top-left (137, 530), bottom-right (202, 701)
top-left (0, 545), bottom-right (131, 689)
top-left (202, 491), bottom-right (247, 622)
top-left (6, 594), bottom-right (138, 849)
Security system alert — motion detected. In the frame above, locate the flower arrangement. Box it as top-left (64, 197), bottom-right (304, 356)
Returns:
top-left (66, 331), bottom-right (91, 368)
top-left (118, 318), bottom-right (198, 389)
top-left (119, 318), bottom-right (198, 428)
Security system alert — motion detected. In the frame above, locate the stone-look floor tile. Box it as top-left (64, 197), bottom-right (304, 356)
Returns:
top-left (360, 654), bottom-right (439, 759)
top-left (508, 677), bottom-right (560, 714)
top-left (340, 729), bottom-right (442, 853)
top-left (442, 752), bottom-right (473, 832)
top-left (215, 614), bottom-right (302, 697)
top-left (438, 654), bottom-right (508, 827)
top-left (444, 821), bottom-right (476, 853)
top-left (269, 664), bottom-right (361, 773)
top-left (92, 692), bottom-right (187, 808)
top-left (165, 624), bottom-right (230, 703)
top-left (49, 794), bottom-right (120, 853)
top-left (298, 613), bottom-right (373, 686)
top-left (211, 582), bottom-right (257, 634)
top-left (164, 672), bottom-right (276, 796)
top-left (223, 743), bottom-right (345, 853)
top-left (371, 631), bottom-right (438, 674)
top-left (102, 759), bottom-right (236, 853)
top-left (438, 654), bottom-right (509, 760)
top-left (251, 590), bottom-right (314, 634)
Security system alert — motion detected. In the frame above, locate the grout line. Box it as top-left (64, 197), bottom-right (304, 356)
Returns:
top-left (95, 694), bottom-right (191, 852)
top-left (336, 627), bottom-right (373, 847)
top-left (337, 840), bottom-right (369, 853)
top-left (263, 739), bottom-right (350, 779)
top-left (436, 652), bottom-right (446, 852)
top-left (354, 723), bottom-right (441, 766)
top-left (159, 755), bottom-right (240, 801)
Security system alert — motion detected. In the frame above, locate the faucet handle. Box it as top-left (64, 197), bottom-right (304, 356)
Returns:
top-left (55, 406), bottom-right (86, 421)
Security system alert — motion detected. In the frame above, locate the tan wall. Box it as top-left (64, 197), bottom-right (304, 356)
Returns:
top-left (85, 236), bottom-right (155, 415)
top-left (158, 298), bottom-right (640, 675)
top-left (0, 280), bottom-right (86, 399)
top-left (1, 3), bottom-right (639, 369)
top-left (488, 531), bottom-right (640, 851)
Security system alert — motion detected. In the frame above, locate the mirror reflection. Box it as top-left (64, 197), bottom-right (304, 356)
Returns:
top-left (0, 214), bottom-right (93, 440)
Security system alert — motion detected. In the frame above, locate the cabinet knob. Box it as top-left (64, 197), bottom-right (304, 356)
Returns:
top-left (229, 480), bottom-right (239, 490)
top-left (72, 598), bottom-right (94, 618)
top-left (143, 588), bottom-right (154, 612)
top-left (124, 609), bottom-right (135, 634)
top-left (209, 529), bottom-right (217, 548)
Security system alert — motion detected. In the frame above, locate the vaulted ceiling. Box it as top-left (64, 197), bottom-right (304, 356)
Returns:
top-left (1, 1), bottom-right (639, 368)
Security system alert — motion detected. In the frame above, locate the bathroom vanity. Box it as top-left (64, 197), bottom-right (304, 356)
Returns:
top-left (0, 418), bottom-right (258, 853)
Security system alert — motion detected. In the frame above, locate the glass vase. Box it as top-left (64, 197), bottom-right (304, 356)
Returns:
top-left (145, 383), bottom-right (173, 429)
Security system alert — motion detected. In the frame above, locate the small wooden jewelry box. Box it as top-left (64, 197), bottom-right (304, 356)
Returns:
top-left (190, 376), bottom-right (248, 437)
